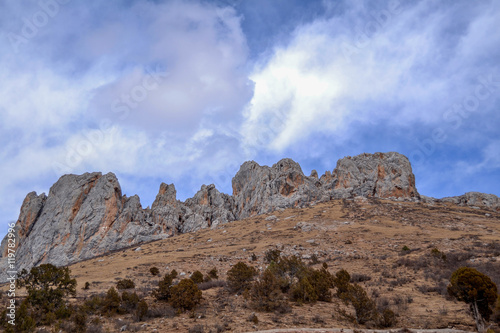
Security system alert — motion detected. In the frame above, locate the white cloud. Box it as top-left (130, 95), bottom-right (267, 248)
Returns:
top-left (241, 0), bottom-right (500, 152)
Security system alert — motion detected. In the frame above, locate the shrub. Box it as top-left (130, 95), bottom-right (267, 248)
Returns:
top-left (198, 280), bottom-right (226, 291)
top-left (267, 255), bottom-right (307, 292)
top-left (83, 281), bottom-right (90, 290)
top-left (291, 276), bottom-right (318, 304)
top-left (208, 267), bottom-right (218, 280)
top-left (116, 278), bottom-right (135, 290)
top-left (310, 253), bottom-right (320, 265)
top-left (346, 284), bottom-right (378, 325)
top-left (170, 279), bottom-right (202, 311)
top-left (188, 325), bottom-right (205, 333)
top-left (190, 271), bottom-right (204, 284)
top-left (227, 262), bottom-right (257, 293)
top-left (135, 300), bottom-right (148, 321)
top-left (378, 308), bottom-right (396, 328)
top-left (73, 311), bottom-right (87, 333)
top-left (333, 269), bottom-right (351, 299)
top-left (103, 287), bottom-right (121, 316)
top-left (154, 271), bottom-right (176, 301)
top-left (248, 313), bottom-right (259, 324)
top-left (448, 267), bottom-right (498, 331)
top-left (309, 266), bottom-right (334, 302)
top-left (402, 245), bottom-right (411, 252)
top-left (0, 299), bottom-right (36, 332)
top-left (121, 291), bottom-right (140, 312)
top-left (430, 248), bottom-right (447, 260)
top-left (251, 269), bottom-right (288, 312)
top-left (264, 249), bottom-right (281, 263)
top-left (150, 267), bottom-right (160, 276)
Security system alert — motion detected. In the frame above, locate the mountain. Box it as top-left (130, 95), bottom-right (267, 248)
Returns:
top-left (1, 151), bottom-right (497, 279)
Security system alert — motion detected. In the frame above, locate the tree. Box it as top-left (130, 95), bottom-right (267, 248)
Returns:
top-left (170, 279), bottom-right (202, 311)
top-left (16, 264), bottom-right (76, 325)
top-left (448, 267), bottom-right (498, 332)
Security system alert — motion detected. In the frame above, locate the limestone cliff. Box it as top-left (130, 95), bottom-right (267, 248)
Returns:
top-left (0, 152), bottom-right (434, 278)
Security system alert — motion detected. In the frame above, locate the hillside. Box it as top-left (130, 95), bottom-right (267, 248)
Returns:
top-left (4, 197), bottom-right (499, 332)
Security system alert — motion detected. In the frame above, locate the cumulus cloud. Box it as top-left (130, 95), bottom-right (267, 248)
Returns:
top-left (241, 0), bottom-right (500, 152)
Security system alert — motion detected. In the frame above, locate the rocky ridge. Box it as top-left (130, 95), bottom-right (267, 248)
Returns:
top-left (1, 151), bottom-right (497, 278)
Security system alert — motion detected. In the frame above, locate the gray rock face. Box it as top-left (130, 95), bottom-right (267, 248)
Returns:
top-left (232, 158), bottom-right (323, 219)
top-left (441, 192), bottom-right (500, 211)
top-left (325, 152), bottom-right (420, 199)
top-left (0, 152), bottom-right (436, 279)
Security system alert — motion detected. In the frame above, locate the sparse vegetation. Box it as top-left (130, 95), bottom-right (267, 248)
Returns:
top-left (3, 198), bottom-right (499, 331)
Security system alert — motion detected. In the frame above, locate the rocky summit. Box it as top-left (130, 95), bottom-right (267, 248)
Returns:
top-left (0, 151), bottom-right (497, 279)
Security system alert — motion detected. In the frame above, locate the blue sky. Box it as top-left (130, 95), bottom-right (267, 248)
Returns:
top-left (1, 0), bottom-right (499, 236)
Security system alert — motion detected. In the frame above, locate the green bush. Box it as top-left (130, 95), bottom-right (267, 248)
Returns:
top-left (251, 269), bottom-right (288, 312)
top-left (154, 271), bottom-right (176, 301)
top-left (227, 262), bottom-right (257, 294)
top-left (267, 255), bottom-right (307, 293)
top-left (73, 311), bottom-right (87, 333)
top-left (135, 300), bottom-right (149, 321)
top-left (190, 270), bottom-right (204, 284)
top-left (309, 265), bottom-right (334, 302)
top-left (0, 299), bottom-right (36, 332)
top-left (291, 276), bottom-right (318, 304)
top-left (333, 269), bottom-right (351, 299)
top-left (208, 267), bottom-right (218, 280)
top-left (170, 279), bottom-right (202, 311)
top-left (121, 291), bottom-right (140, 312)
top-left (378, 308), bottom-right (397, 328)
top-left (103, 287), bottom-right (121, 316)
top-left (448, 267), bottom-right (498, 331)
top-left (346, 284), bottom-right (378, 325)
top-left (150, 267), bottom-right (160, 276)
top-left (430, 248), bottom-right (446, 260)
top-left (116, 278), bottom-right (135, 290)
top-left (264, 249), bottom-right (281, 263)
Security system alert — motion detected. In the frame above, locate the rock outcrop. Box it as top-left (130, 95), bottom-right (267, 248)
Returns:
top-left (231, 158), bottom-right (325, 219)
top-left (0, 152), bottom-right (429, 279)
top-left (441, 192), bottom-right (500, 211)
top-left (323, 152), bottom-right (419, 199)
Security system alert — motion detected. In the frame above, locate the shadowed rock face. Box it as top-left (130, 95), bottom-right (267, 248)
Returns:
top-left (0, 152), bottom-right (435, 278)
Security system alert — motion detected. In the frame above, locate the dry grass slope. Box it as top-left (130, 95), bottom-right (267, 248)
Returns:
top-left (2, 198), bottom-right (500, 332)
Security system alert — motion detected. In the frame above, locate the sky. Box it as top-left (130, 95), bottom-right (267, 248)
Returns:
top-left (1, 0), bottom-right (499, 236)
